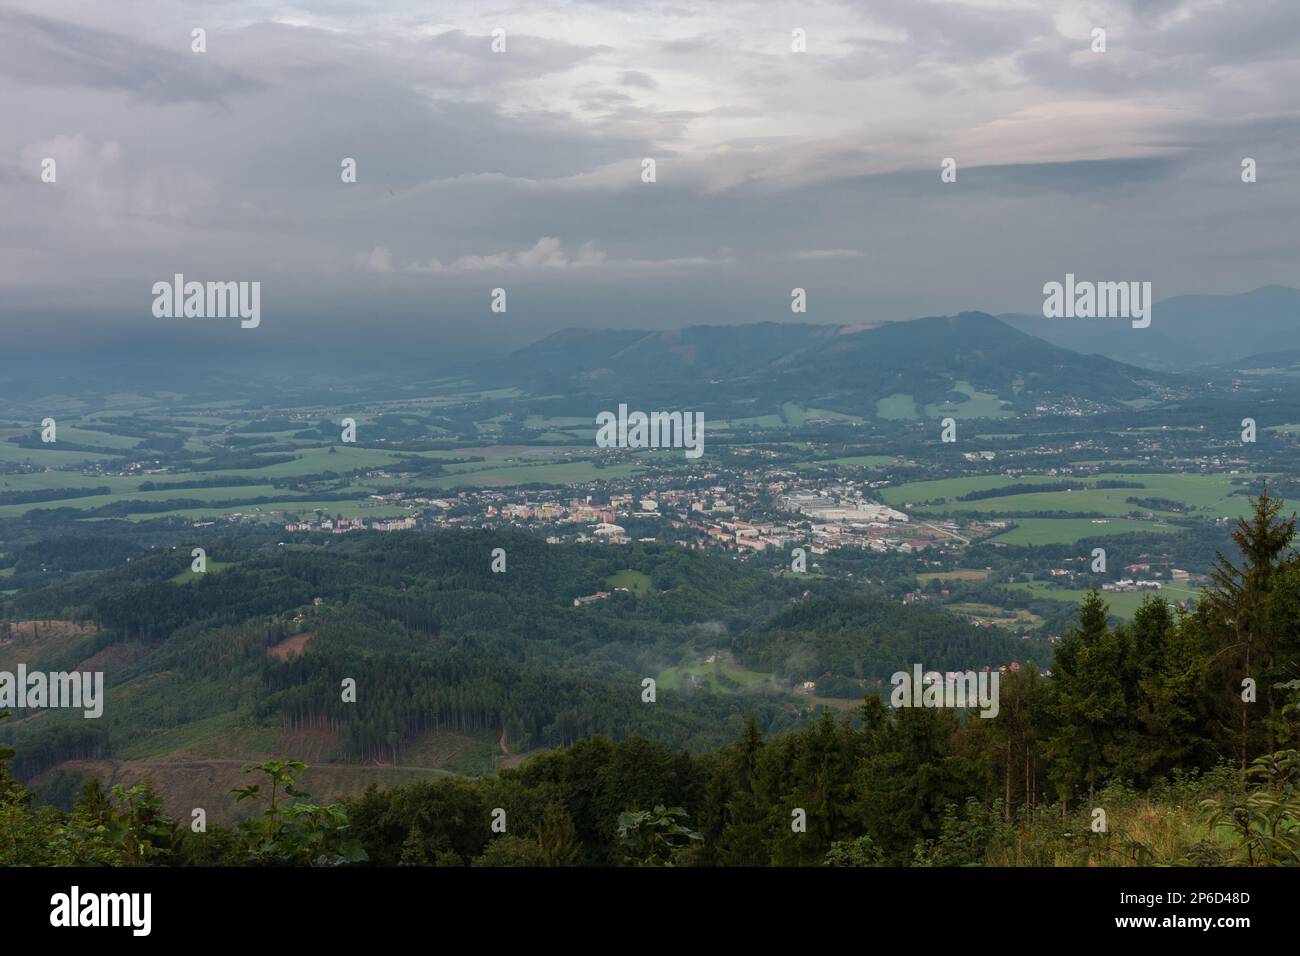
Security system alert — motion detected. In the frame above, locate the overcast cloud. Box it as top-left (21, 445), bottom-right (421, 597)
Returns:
top-left (2, 0), bottom-right (1298, 361)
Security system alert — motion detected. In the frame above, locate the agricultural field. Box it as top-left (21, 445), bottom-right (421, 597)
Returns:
top-left (656, 655), bottom-right (776, 694)
top-left (0, 386), bottom-right (647, 523)
top-left (880, 474), bottom-right (1060, 506)
top-left (126, 500), bottom-right (413, 523)
top-left (429, 459), bottom-right (644, 488)
top-left (879, 472), bottom-right (1255, 516)
top-left (923, 382), bottom-right (1013, 420)
top-left (1002, 580), bottom-right (1202, 620)
top-left (606, 569), bottom-right (653, 595)
top-left (990, 518), bottom-right (1180, 546)
top-left (169, 561), bottom-right (236, 584)
top-left (779, 404), bottom-right (864, 426)
top-left (916, 569), bottom-right (991, 584)
top-left (876, 393), bottom-right (920, 420)
top-left (798, 454), bottom-right (898, 470)
top-left (946, 601), bottom-right (1044, 630)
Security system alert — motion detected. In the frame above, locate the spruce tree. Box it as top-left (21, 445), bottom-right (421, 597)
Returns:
top-left (1201, 490), bottom-right (1298, 763)
top-left (1045, 590), bottom-right (1133, 803)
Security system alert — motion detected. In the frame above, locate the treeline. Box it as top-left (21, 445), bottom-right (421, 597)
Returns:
top-left (12, 535), bottom-right (145, 575)
top-left (1, 492), bottom-right (1299, 867)
top-left (0, 532), bottom-right (815, 768)
top-left (734, 592), bottom-right (1052, 680)
top-left (228, 492), bottom-right (1300, 865)
top-left (86, 492), bottom-right (367, 517)
top-left (1126, 495), bottom-right (1189, 512)
top-left (955, 479), bottom-right (1143, 502)
top-left (189, 452), bottom-right (298, 471)
top-left (137, 477), bottom-right (264, 491)
top-left (255, 640), bottom-right (768, 758)
top-left (0, 486), bottom-right (111, 506)
top-left (3, 721), bottom-right (109, 779)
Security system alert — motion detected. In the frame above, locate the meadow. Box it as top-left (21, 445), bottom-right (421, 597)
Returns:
top-left (1003, 580), bottom-right (1201, 620)
top-left (990, 518), bottom-right (1179, 546)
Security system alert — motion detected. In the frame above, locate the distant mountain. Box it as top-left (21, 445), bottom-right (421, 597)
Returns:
top-left (1000, 286), bottom-right (1300, 371)
top-left (772, 312), bottom-right (1162, 406)
top-left (477, 312), bottom-right (1172, 418)
top-left (479, 322), bottom-right (848, 390)
top-left (1214, 349), bottom-right (1300, 371)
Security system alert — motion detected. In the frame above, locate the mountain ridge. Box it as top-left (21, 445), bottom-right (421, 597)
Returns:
top-left (475, 311), bottom-right (1175, 416)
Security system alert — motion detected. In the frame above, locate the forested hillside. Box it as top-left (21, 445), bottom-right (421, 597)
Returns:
top-left (2, 494), bottom-right (1298, 867)
top-left (0, 529), bottom-right (1040, 786)
top-left (482, 313), bottom-right (1171, 415)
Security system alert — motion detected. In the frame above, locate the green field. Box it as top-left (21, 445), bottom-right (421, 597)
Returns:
top-left (724, 413), bottom-right (786, 428)
top-left (720, 404), bottom-right (866, 430)
top-left (780, 404), bottom-right (863, 426)
top-left (122, 500), bottom-right (412, 522)
top-left (882, 472), bottom-right (1256, 521)
top-left (431, 459), bottom-right (645, 488)
top-left (1003, 580), bottom-right (1201, 620)
top-left (881, 474), bottom-right (1055, 506)
top-left (657, 656), bottom-right (775, 693)
top-left (606, 569), bottom-right (652, 595)
top-left (948, 600), bottom-right (1044, 628)
top-left (193, 446), bottom-right (410, 481)
top-left (876, 393), bottom-right (920, 420)
top-left (923, 382), bottom-right (1013, 420)
top-left (0, 483), bottom-right (318, 520)
top-left (917, 569), bottom-right (991, 583)
top-left (798, 454), bottom-right (897, 470)
top-left (0, 472), bottom-right (142, 492)
top-left (950, 474), bottom-right (1250, 520)
top-left (0, 386), bottom-right (649, 521)
top-left (0, 440), bottom-right (109, 465)
top-left (169, 561), bottom-right (236, 584)
top-left (524, 415), bottom-right (594, 428)
top-left (990, 518), bottom-right (1179, 545)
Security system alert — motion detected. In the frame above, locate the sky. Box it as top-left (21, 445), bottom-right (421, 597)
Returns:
top-left (2, 0), bottom-right (1298, 365)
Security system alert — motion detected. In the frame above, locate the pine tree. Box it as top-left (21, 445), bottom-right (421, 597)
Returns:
top-left (716, 717), bottom-right (772, 865)
top-left (1045, 589), bottom-right (1134, 804)
top-left (72, 777), bottom-right (114, 829)
top-left (537, 801), bottom-right (581, 866)
top-left (1201, 490), bottom-right (1298, 763)
top-left (856, 695), bottom-right (977, 861)
top-left (966, 664), bottom-right (1049, 818)
top-left (1135, 607), bottom-right (1212, 778)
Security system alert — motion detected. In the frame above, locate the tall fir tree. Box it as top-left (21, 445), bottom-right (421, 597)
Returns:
top-left (1200, 490), bottom-right (1298, 763)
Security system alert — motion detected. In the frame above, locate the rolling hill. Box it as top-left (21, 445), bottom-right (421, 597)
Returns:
top-left (476, 312), bottom-right (1175, 418)
top-left (0, 529), bottom-right (1044, 817)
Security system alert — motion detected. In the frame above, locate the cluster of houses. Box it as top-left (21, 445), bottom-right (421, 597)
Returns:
top-left (572, 585), bottom-right (636, 606)
top-left (790, 660), bottom-right (1050, 699)
top-left (261, 476), bottom-right (988, 559)
top-left (469, 481), bottom-right (941, 556)
top-left (283, 515), bottom-right (416, 533)
top-left (1101, 578), bottom-right (1163, 593)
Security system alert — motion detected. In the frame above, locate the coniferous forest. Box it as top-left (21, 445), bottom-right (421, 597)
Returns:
top-left (3, 493), bottom-right (1298, 868)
